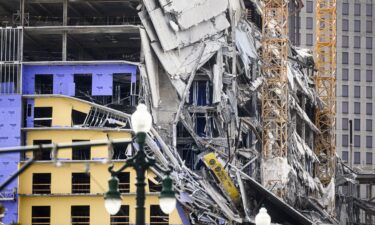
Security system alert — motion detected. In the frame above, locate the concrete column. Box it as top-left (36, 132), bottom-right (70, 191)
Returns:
top-left (62, 0), bottom-right (68, 60)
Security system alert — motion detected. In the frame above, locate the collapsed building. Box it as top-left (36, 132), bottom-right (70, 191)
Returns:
top-left (0, 0), bottom-right (374, 224)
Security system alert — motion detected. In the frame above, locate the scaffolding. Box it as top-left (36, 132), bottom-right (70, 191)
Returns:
top-left (314, 0), bottom-right (336, 186)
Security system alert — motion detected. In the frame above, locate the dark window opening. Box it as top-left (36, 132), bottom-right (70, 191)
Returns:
top-left (71, 206), bottom-right (90, 225)
top-left (34, 107), bottom-right (52, 127)
top-left (113, 142), bottom-right (130, 160)
top-left (110, 205), bottom-right (130, 225)
top-left (74, 74), bottom-right (92, 98)
top-left (194, 113), bottom-right (216, 137)
top-left (72, 173), bottom-right (90, 193)
top-left (33, 140), bottom-right (52, 160)
top-left (27, 104), bottom-right (32, 116)
top-left (177, 122), bottom-right (190, 138)
top-left (35, 74), bottom-right (53, 94)
top-left (72, 140), bottom-right (91, 160)
top-left (117, 172), bottom-right (130, 193)
top-left (32, 206), bottom-right (50, 225)
top-left (150, 205), bottom-right (169, 225)
top-left (32, 173), bottom-right (51, 194)
top-left (148, 178), bottom-right (162, 192)
top-left (177, 144), bottom-right (200, 170)
top-left (72, 109), bottom-right (87, 126)
top-left (189, 80), bottom-right (213, 106)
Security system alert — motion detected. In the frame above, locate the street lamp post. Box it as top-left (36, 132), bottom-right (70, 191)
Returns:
top-left (104, 104), bottom-right (176, 225)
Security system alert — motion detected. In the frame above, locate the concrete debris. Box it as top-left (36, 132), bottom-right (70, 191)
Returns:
top-left (134, 0), bottom-right (340, 224)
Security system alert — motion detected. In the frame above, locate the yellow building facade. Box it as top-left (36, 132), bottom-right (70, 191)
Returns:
top-left (18, 96), bottom-right (184, 225)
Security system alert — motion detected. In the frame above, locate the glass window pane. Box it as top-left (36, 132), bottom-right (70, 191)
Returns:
top-left (366, 37), bottom-right (372, 49)
top-left (366, 119), bottom-right (372, 131)
top-left (366, 86), bottom-right (372, 98)
top-left (354, 152), bottom-right (361, 164)
top-left (342, 35), bottom-right (349, 48)
top-left (343, 19), bottom-right (349, 31)
top-left (355, 3), bottom-right (361, 16)
top-left (343, 3), bottom-right (349, 15)
top-left (354, 36), bottom-right (361, 48)
top-left (367, 4), bottom-right (373, 16)
top-left (354, 102), bottom-right (360, 114)
top-left (367, 54), bottom-right (373, 65)
top-left (342, 68), bottom-right (349, 81)
top-left (342, 118), bottom-right (349, 130)
top-left (354, 53), bottom-right (361, 65)
top-left (306, 34), bottom-right (313, 46)
top-left (342, 151), bottom-right (349, 162)
top-left (342, 52), bottom-right (349, 64)
top-left (354, 118), bottom-right (361, 131)
top-left (366, 152), bottom-right (373, 165)
top-left (354, 20), bottom-right (361, 32)
top-left (342, 101), bottom-right (349, 114)
top-left (354, 86), bottom-right (360, 98)
top-left (354, 69), bottom-right (361, 81)
top-left (367, 21), bottom-right (373, 33)
top-left (354, 135), bottom-right (361, 147)
top-left (342, 85), bottom-right (349, 97)
top-left (366, 70), bottom-right (373, 82)
top-left (366, 137), bottom-right (373, 148)
top-left (306, 17), bottom-right (313, 29)
top-left (367, 103), bottom-right (373, 115)
top-left (342, 134), bottom-right (349, 147)
top-left (306, 1), bottom-right (313, 13)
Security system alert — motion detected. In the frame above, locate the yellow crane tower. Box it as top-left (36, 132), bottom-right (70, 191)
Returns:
top-left (261, 0), bottom-right (289, 196)
top-left (314, 0), bottom-right (336, 186)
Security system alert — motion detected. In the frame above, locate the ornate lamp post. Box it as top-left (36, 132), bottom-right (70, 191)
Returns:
top-left (104, 104), bottom-right (176, 224)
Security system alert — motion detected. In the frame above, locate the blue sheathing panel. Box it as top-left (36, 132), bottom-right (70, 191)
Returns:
top-left (176, 202), bottom-right (191, 225)
top-left (23, 64), bottom-right (137, 96)
top-left (0, 95), bottom-right (22, 224)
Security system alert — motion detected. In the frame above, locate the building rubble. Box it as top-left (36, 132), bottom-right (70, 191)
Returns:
top-left (104, 0), bottom-right (341, 224)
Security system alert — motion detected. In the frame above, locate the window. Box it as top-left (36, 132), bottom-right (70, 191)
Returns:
top-left (366, 136), bottom-right (373, 148)
top-left (367, 4), bottom-right (373, 16)
top-left (342, 151), bottom-right (349, 163)
top-left (150, 205), bottom-right (169, 225)
top-left (342, 134), bottom-right (349, 147)
top-left (306, 34), bottom-right (313, 46)
top-left (189, 81), bottom-right (213, 106)
top-left (306, 17), bottom-right (313, 29)
top-left (342, 68), bottom-right (349, 81)
top-left (354, 119), bottom-right (361, 131)
top-left (342, 19), bottom-right (349, 31)
top-left (117, 172), bottom-right (130, 193)
top-left (366, 54), bottom-right (373, 65)
top-left (367, 21), bottom-right (373, 33)
top-left (354, 53), bottom-right (361, 65)
top-left (354, 3), bottom-right (361, 16)
top-left (354, 102), bottom-right (360, 114)
top-left (110, 205), bottom-right (129, 225)
top-left (342, 52), bottom-right (349, 64)
top-left (342, 101), bottom-right (349, 114)
top-left (342, 85), bottom-right (349, 97)
top-left (354, 152), bottom-right (361, 164)
top-left (366, 37), bottom-right (373, 49)
top-left (366, 152), bottom-right (373, 165)
top-left (354, 69), bottom-right (361, 81)
top-left (342, 3), bottom-right (349, 15)
top-left (74, 74), bottom-right (92, 98)
top-left (72, 140), bottom-right (90, 160)
top-left (306, 1), bottom-right (313, 13)
top-left (35, 74), bottom-right (53, 94)
top-left (366, 119), bottom-right (372, 131)
top-left (72, 109), bottom-right (87, 126)
top-left (71, 206), bottom-right (89, 225)
top-left (32, 173), bottom-right (51, 194)
top-left (33, 140), bottom-right (52, 160)
top-left (354, 135), bottom-right (361, 147)
top-left (366, 70), bottom-right (373, 82)
top-left (342, 35), bottom-right (349, 48)
top-left (149, 178), bottom-right (162, 192)
top-left (342, 118), bottom-right (349, 130)
top-left (354, 36), bottom-right (361, 48)
top-left (113, 142), bottom-right (130, 160)
top-left (367, 103), bottom-right (373, 115)
top-left (354, 86), bottom-right (360, 98)
top-left (32, 206), bottom-right (50, 225)
top-left (354, 20), bottom-right (361, 32)
top-left (34, 107), bottom-right (52, 127)
top-left (367, 86), bottom-right (373, 98)
top-left (72, 173), bottom-right (90, 193)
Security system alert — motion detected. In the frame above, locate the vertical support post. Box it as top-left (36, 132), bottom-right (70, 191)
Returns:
top-left (349, 119), bottom-right (353, 168)
top-left (62, 0), bottom-right (68, 61)
top-left (135, 132), bottom-right (147, 225)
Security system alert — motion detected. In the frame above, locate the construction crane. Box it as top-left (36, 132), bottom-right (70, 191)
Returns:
top-left (261, 0), bottom-right (289, 196)
top-left (314, 0), bottom-right (336, 186)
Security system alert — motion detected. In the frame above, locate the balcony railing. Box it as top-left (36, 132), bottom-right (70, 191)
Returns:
top-left (72, 183), bottom-right (90, 194)
top-left (118, 182), bottom-right (130, 193)
top-left (71, 216), bottom-right (89, 225)
top-left (32, 183), bottom-right (51, 194)
top-left (32, 216), bottom-right (50, 225)
top-left (110, 215), bottom-right (130, 225)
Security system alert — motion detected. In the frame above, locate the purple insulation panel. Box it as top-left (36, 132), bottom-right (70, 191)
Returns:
top-left (23, 64), bottom-right (137, 96)
top-left (0, 95), bottom-right (21, 224)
